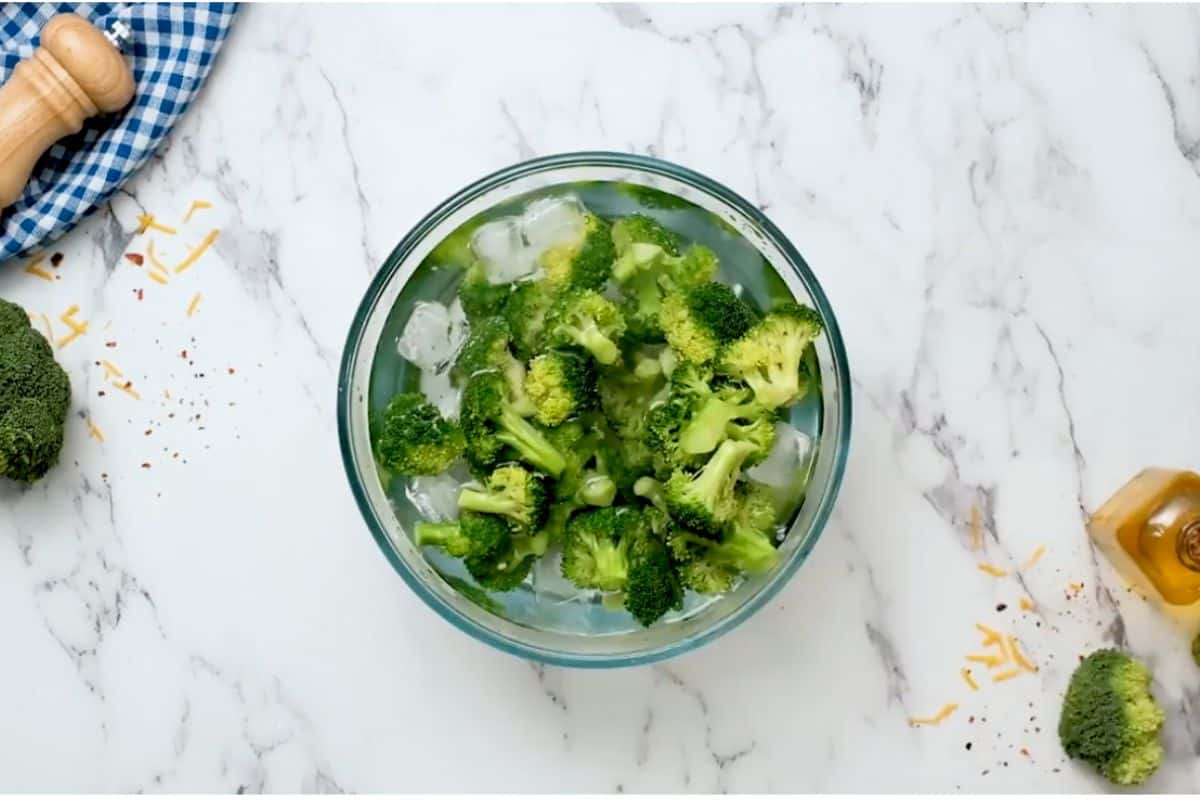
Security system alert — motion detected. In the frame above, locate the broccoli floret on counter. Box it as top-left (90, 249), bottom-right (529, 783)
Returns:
top-left (374, 393), bottom-right (464, 476)
top-left (457, 464), bottom-right (552, 530)
top-left (660, 282), bottom-right (754, 364)
top-left (504, 280), bottom-right (557, 360)
top-left (524, 350), bottom-right (597, 426)
top-left (541, 213), bottom-right (615, 291)
top-left (1059, 649), bottom-right (1164, 786)
top-left (455, 316), bottom-right (536, 417)
top-left (719, 302), bottom-right (823, 409)
top-left (542, 288), bottom-right (626, 366)
top-left (460, 372), bottom-right (566, 478)
top-left (0, 304), bottom-right (70, 483)
top-left (663, 438), bottom-right (759, 536)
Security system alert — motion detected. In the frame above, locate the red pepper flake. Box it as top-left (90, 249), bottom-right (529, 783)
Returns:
top-left (136, 288), bottom-right (144, 301)
top-left (50, 252), bottom-right (63, 267)
top-left (105, 341), bottom-right (117, 348)
top-left (144, 429), bottom-right (152, 436)
top-left (141, 462), bottom-right (151, 469)
top-left (227, 367), bottom-right (235, 375)
top-left (125, 253), bottom-right (144, 266)
top-left (180, 349), bottom-right (188, 359)
top-left (1020, 747), bottom-right (1031, 758)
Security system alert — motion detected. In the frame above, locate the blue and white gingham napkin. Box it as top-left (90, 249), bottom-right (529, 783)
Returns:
top-left (0, 3), bottom-right (238, 263)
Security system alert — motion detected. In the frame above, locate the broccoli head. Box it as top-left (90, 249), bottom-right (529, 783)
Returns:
top-left (374, 393), bottom-right (464, 476)
top-left (457, 464), bottom-right (552, 529)
top-left (415, 510), bottom-right (510, 559)
top-left (0, 309), bottom-right (70, 483)
top-left (542, 288), bottom-right (627, 366)
top-left (457, 261), bottom-right (511, 324)
top-left (1059, 649), bottom-right (1164, 786)
top-left (524, 350), bottom-right (597, 426)
top-left (560, 506), bottom-right (640, 591)
top-left (460, 372), bottom-right (566, 478)
top-left (504, 280), bottom-right (557, 360)
top-left (611, 214), bottom-right (682, 257)
top-left (660, 282), bottom-right (755, 364)
top-left (623, 521), bottom-right (684, 626)
top-left (663, 438), bottom-right (759, 536)
top-left (454, 316), bottom-right (535, 417)
top-left (719, 302), bottom-right (823, 409)
top-left (541, 213), bottom-right (615, 291)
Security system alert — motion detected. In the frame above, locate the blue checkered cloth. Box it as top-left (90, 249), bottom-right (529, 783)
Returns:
top-left (0, 3), bottom-right (238, 263)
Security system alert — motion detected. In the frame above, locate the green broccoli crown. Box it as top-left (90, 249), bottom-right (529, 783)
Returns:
top-left (504, 280), bottom-right (557, 359)
top-left (660, 282), bottom-right (755, 364)
top-left (663, 438), bottom-right (758, 536)
top-left (524, 350), bottom-right (597, 426)
top-left (0, 309), bottom-right (70, 483)
top-left (612, 214), bottom-right (682, 257)
top-left (623, 526), bottom-right (684, 626)
top-left (374, 393), bottom-right (464, 476)
top-left (542, 418), bottom-right (601, 502)
top-left (541, 213), bottom-right (615, 291)
top-left (1059, 648), bottom-right (1164, 786)
top-left (719, 302), bottom-right (823, 409)
top-left (457, 464), bottom-right (552, 529)
top-left (453, 316), bottom-right (536, 417)
top-left (735, 480), bottom-right (779, 532)
top-left (414, 511), bottom-right (511, 560)
top-left (543, 288), bottom-right (627, 366)
top-left (560, 506), bottom-right (642, 590)
top-left (460, 372), bottom-right (566, 478)
top-left (0, 298), bottom-right (30, 337)
top-left (724, 414), bottom-right (776, 467)
top-left (667, 518), bottom-right (776, 593)
top-left (457, 261), bottom-right (511, 324)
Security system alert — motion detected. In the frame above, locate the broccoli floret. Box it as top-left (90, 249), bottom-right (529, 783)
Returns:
top-left (624, 522), bottom-right (684, 626)
top-left (735, 480), bottom-right (779, 532)
top-left (543, 288), bottom-right (627, 366)
top-left (633, 476), bottom-right (668, 513)
top-left (460, 372), bottom-right (566, 478)
top-left (724, 415), bottom-right (776, 467)
top-left (0, 298), bottom-right (29, 336)
top-left (374, 392), bottom-right (464, 476)
top-left (457, 261), bottom-right (511, 324)
top-left (663, 438), bottom-right (759, 536)
top-left (719, 302), bottom-right (823, 409)
top-left (541, 213), bottom-right (615, 291)
top-left (561, 506), bottom-right (638, 591)
top-left (611, 214), bottom-right (682, 257)
top-left (414, 511), bottom-right (510, 559)
top-left (457, 464), bottom-right (552, 529)
top-left (454, 316), bottom-right (535, 417)
top-left (0, 310), bottom-right (70, 483)
top-left (667, 481), bottom-right (780, 594)
top-left (524, 350), bottom-right (597, 426)
top-left (504, 280), bottom-right (557, 359)
top-left (1059, 649), bottom-right (1164, 786)
top-left (671, 364), bottom-right (769, 456)
top-left (660, 282), bottom-right (755, 364)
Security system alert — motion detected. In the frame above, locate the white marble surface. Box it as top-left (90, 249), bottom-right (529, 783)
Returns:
top-left (3, 3), bottom-right (1200, 792)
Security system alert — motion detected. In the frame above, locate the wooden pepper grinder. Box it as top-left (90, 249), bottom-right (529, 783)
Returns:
top-left (0, 13), bottom-right (134, 209)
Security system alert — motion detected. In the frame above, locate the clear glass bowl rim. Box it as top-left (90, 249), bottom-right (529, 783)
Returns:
top-left (337, 151), bottom-right (852, 668)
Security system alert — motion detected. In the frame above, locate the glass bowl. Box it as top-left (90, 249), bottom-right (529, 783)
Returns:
top-left (338, 152), bottom-right (851, 667)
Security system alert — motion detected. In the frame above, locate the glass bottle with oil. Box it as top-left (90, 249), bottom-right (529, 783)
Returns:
top-left (1089, 468), bottom-right (1200, 606)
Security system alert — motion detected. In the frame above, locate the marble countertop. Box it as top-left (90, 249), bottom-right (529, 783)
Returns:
top-left (3, 4), bottom-right (1200, 792)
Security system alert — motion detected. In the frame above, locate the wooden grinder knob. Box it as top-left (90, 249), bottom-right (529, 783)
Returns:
top-left (0, 13), bottom-right (134, 209)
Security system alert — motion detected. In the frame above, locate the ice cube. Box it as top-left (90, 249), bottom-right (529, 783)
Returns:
top-left (521, 196), bottom-right (586, 252)
top-left (406, 473), bottom-right (463, 522)
top-left (471, 218), bottom-right (538, 285)
top-left (420, 368), bottom-right (461, 420)
top-left (746, 422), bottom-right (814, 488)
top-left (397, 301), bottom-right (466, 372)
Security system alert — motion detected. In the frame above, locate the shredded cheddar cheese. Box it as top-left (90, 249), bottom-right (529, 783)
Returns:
top-left (147, 240), bottom-right (171, 275)
top-left (38, 313), bottom-right (54, 342)
top-left (137, 214), bottom-right (177, 235)
top-left (1009, 636), bottom-right (1038, 672)
top-left (25, 257), bottom-right (54, 281)
top-left (961, 668), bottom-right (979, 691)
top-left (183, 199), bottom-right (212, 223)
top-left (1023, 545), bottom-right (1046, 570)
top-left (100, 360), bottom-right (123, 379)
top-left (86, 419), bottom-right (105, 442)
top-left (975, 623), bottom-right (1002, 646)
top-left (997, 633), bottom-right (1013, 663)
top-left (56, 328), bottom-right (84, 348)
top-left (992, 668), bottom-right (1022, 682)
top-left (1019, 597), bottom-right (1035, 611)
top-left (112, 380), bottom-right (141, 400)
top-left (173, 229), bottom-right (219, 274)
top-left (966, 652), bottom-right (1005, 668)
top-left (977, 562), bottom-right (1008, 578)
top-left (186, 292), bottom-right (202, 317)
top-left (147, 270), bottom-right (168, 286)
top-left (1068, 582), bottom-right (1084, 593)
top-left (970, 505), bottom-right (982, 550)
top-left (910, 703), bottom-right (958, 726)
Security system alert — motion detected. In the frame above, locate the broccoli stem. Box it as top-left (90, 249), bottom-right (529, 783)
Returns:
top-left (414, 521), bottom-right (461, 549)
top-left (634, 476), bottom-right (667, 512)
top-left (496, 408), bottom-right (566, 478)
top-left (579, 473), bottom-right (617, 506)
top-left (565, 321), bottom-right (620, 365)
top-left (457, 488), bottom-right (525, 521)
top-left (719, 525), bottom-right (779, 574)
top-left (680, 398), bottom-right (751, 455)
top-left (501, 356), bottom-right (537, 417)
top-left (684, 439), bottom-right (758, 512)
